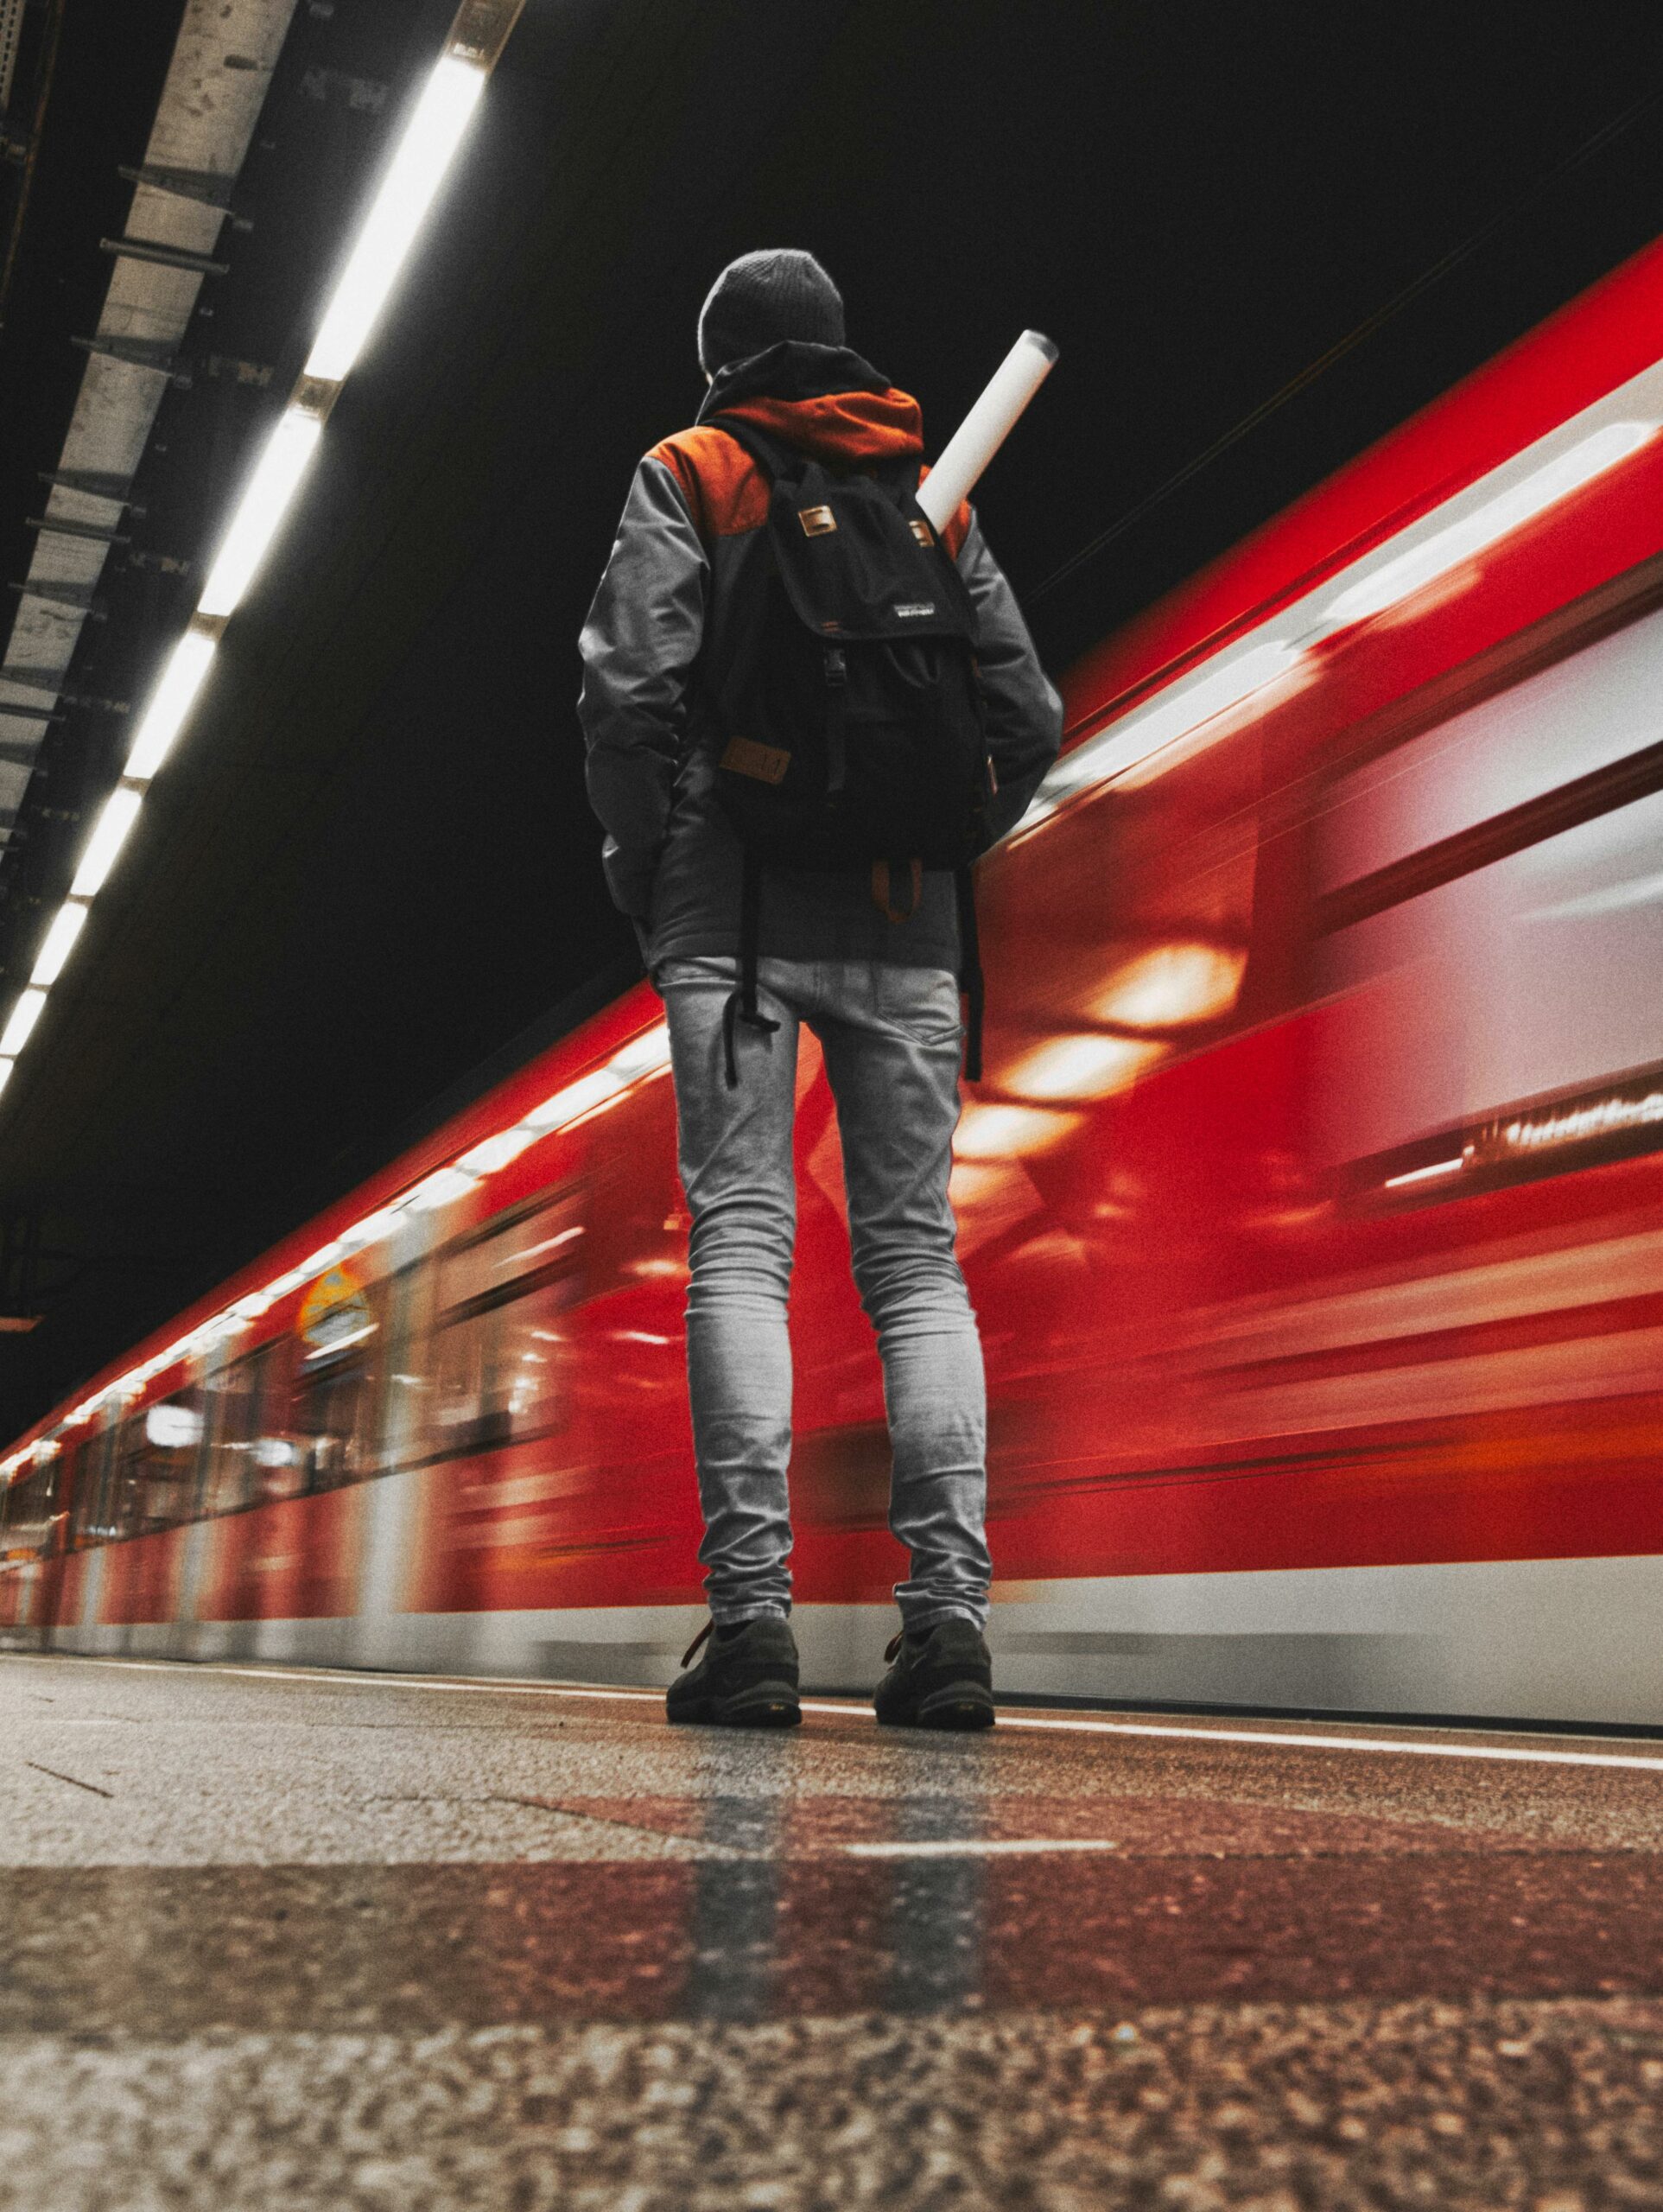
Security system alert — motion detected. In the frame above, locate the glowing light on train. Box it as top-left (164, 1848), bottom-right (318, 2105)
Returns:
top-left (1504, 1090), bottom-right (1663, 1150)
top-left (407, 1166), bottom-right (479, 1211)
top-left (1322, 420), bottom-right (1660, 628)
top-left (1091, 943), bottom-right (1247, 1029)
top-left (458, 1126), bottom-right (543, 1174)
top-left (1006, 1033), bottom-right (1165, 1100)
top-left (954, 1102), bottom-right (1076, 1157)
top-left (1383, 1155), bottom-right (1467, 1190)
top-left (1021, 639), bottom-right (1305, 831)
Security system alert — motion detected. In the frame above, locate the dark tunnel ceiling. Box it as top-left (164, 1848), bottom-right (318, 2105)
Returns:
top-left (2, 0), bottom-right (1662, 1431)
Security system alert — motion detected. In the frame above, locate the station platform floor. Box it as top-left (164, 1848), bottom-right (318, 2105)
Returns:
top-left (3, 1653), bottom-right (1663, 2209)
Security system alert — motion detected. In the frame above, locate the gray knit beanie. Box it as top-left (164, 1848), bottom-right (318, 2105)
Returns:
top-left (696, 248), bottom-right (846, 376)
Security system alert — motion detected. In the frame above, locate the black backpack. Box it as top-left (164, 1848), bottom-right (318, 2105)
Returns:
top-left (700, 413), bottom-right (989, 1087)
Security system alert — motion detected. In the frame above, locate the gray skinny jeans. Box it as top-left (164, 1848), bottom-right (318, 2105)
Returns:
top-left (657, 954), bottom-right (992, 1633)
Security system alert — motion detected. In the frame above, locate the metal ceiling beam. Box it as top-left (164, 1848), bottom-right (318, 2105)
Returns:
top-left (23, 514), bottom-right (130, 547)
top-left (2, 0), bottom-right (301, 857)
top-left (70, 332), bottom-right (188, 380)
top-left (38, 469), bottom-right (145, 512)
top-left (117, 162), bottom-right (253, 232)
top-left (98, 232), bottom-right (231, 277)
top-left (6, 582), bottom-right (107, 620)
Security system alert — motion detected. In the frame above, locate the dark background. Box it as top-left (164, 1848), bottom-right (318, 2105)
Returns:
top-left (2, 0), bottom-right (1662, 1433)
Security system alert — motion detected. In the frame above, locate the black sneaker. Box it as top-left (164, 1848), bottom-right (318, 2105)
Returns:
top-left (666, 1616), bottom-right (802, 1728)
top-left (873, 1618), bottom-right (996, 1731)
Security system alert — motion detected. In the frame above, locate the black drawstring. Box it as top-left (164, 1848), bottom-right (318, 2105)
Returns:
top-left (722, 849), bottom-right (780, 1088)
top-left (955, 864), bottom-right (983, 1083)
top-left (823, 645), bottom-right (848, 795)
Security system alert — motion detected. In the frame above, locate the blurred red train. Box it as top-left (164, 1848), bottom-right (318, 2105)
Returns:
top-left (6, 238), bottom-right (1663, 1725)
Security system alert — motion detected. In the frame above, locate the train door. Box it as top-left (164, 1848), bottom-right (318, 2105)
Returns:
top-left (96, 1388), bottom-right (204, 1640)
top-left (402, 1179), bottom-right (598, 1637)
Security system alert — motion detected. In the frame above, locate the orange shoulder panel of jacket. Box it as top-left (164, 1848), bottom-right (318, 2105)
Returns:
top-left (647, 427), bottom-right (769, 543)
top-left (918, 463), bottom-right (973, 560)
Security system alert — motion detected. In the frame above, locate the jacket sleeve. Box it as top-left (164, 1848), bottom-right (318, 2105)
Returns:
top-left (577, 454), bottom-right (708, 918)
top-left (955, 511), bottom-right (1063, 848)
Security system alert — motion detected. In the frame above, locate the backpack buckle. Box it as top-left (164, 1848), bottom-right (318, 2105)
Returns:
top-left (823, 645), bottom-right (847, 688)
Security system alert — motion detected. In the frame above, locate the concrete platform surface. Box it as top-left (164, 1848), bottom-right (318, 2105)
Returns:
top-left (3, 1653), bottom-right (1663, 2209)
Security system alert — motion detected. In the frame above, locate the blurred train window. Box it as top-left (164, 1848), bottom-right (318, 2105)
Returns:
top-left (69, 1423), bottom-right (117, 1548)
top-left (201, 1341), bottom-right (294, 1516)
top-left (422, 1192), bottom-right (582, 1459)
top-left (291, 1275), bottom-right (386, 1494)
top-left (1313, 603), bottom-right (1663, 1184)
top-left (0, 1455), bottom-right (62, 1561)
top-left (1317, 601), bottom-right (1663, 907)
top-left (111, 1389), bottom-right (206, 1539)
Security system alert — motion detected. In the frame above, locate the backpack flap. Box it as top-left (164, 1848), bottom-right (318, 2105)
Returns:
top-left (705, 414), bottom-right (991, 874)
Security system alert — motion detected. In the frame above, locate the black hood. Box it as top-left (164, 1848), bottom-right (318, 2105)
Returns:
top-left (696, 340), bottom-right (891, 423)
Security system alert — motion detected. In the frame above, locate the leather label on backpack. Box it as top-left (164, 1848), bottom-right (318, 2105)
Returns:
top-left (721, 735), bottom-right (791, 785)
top-left (797, 505), bottom-right (837, 537)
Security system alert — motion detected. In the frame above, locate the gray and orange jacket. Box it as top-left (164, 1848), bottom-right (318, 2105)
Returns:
top-left (578, 341), bottom-right (1063, 972)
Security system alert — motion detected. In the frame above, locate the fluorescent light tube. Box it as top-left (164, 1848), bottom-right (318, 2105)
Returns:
top-left (197, 410), bottom-right (324, 619)
top-left (0, 1058), bottom-right (13, 1099)
top-left (0, 987), bottom-right (48, 1057)
top-left (29, 899), bottom-right (88, 988)
top-left (124, 630), bottom-right (218, 779)
top-left (70, 786), bottom-right (143, 898)
top-left (304, 57), bottom-right (486, 383)
top-left (1324, 420), bottom-right (1660, 627)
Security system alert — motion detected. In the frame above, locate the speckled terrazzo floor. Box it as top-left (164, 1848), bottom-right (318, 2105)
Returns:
top-left (3, 1652), bottom-right (1662, 2209)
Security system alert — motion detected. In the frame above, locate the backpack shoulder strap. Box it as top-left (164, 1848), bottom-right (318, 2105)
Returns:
top-left (704, 411), bottom-right (803, 487)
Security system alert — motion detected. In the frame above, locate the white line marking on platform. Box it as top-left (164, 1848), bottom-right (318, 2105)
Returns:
top-left (56, 1657), bottom-right (1663, 1773)
top-left (986, 1712), bottom-right (1663, 1772)
top-left (844, 1838), bottom-right (1120, 1857)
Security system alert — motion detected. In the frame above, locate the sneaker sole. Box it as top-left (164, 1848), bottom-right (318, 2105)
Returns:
top-left (876, 1683), bottom-right (996, 1732)
top-left (668, 1681), bottom-right (802, 1729)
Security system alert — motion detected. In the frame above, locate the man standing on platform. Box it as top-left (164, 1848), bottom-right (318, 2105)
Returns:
top-left (578, 249), bottom-right (1061, 1730)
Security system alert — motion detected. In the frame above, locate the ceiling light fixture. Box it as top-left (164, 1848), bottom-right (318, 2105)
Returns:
top-left (123, 630), bottom-right (218, 779)
top-left (0, 9), bottom-right (523, 1111)
top-left (69, 785), bottom-right (143, 898)
top-left (29, 899), bottom-right (89, 988)
top-left (196, 410), bottom-right (323, 619)
top-left (0, 988), bottom-right (47, 1058)
top-left (304, 56), bottom-right (487, 383)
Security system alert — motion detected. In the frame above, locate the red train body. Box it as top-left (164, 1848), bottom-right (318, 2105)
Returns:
top-left (6, 239), bottom-right (1663, 1721)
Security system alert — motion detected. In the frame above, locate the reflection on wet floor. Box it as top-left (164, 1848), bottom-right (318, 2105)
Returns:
top-left (6, 1656), bottom-right (1663, 2209)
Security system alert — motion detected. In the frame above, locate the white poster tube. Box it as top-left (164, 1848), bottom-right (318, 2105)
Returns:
top-left (916, 328), bottom-right (1058, 532)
